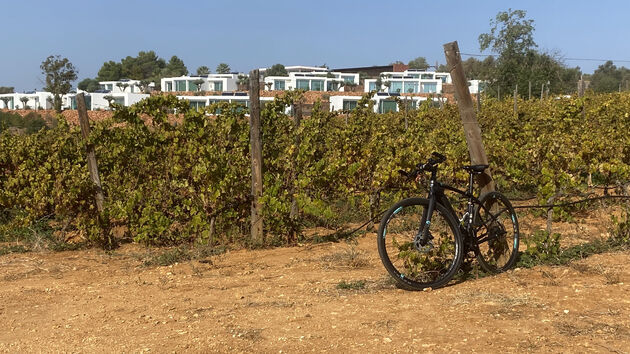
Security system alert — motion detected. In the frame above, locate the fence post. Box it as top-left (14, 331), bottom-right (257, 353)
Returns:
top-left (289, 98), bottom-right (303, 243)
top-left (76, 93), bottom-right (110, 246)
top-left (443, 41), bottom-right (495, 194)
top-left (76, 93), bottom-right (104, 213)
top-left (513, 84), bottom-right (518, 114)
top-left (249, 70), bottom-right (264, 245)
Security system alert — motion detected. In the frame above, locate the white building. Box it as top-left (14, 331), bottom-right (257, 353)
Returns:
top-left (0, 92), bottom-right (54, 110)
top-left (264, 71), bottom-right (360, 91)
top-left (259, 65), bottom-right (328, 75)
top-left (364, 70), bottom-right (452, 94)
top-left (177, 93), bottom-right (277, 111)
top-left (64, 91), bottom-right (149, 110)
top-left (467, 80), bottom-right (486, 94)
top-left (161, 74), bottom-right (240, 93)
top-left (329, 93), bottom-right (446, 113)
top-left (99, 79), bottom-right (154, 93)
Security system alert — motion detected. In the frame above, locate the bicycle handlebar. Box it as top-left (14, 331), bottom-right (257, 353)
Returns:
top-left (399, 152), bottom-right (447, 180)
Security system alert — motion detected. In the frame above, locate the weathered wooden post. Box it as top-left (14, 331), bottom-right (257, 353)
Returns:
top-left (77, 93), bottom-right (112, 246)
top-left (76, 93), bottom-right (104, 213)
top-left (513, 85), bottom-right (518, 114)
top-left (249, 70), bottom-right (264, 245)
top-left (443, 41), bottom-right (495, 194)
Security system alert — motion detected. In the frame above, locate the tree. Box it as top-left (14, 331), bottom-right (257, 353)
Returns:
top-left (40, 55), bottom-right (78, 112)
top-left (78, 78), bottom-right (100, 92)
top-left (408, 56), bottom-right (430, 70)
top-left (479, 9), bottom-right (536, 95)
top-left (138, 80), bottom-right (152, 93)
top-left (265, 64), bottom-right (288, 77)
top-left (590, 61), bottom-right (630, 93)
top-left (162, 55), bottom-right (188, 77)
top-left (97, 61), bottom-right (123, 81)
top-left (215, 63), bottom-right (231, 74)
top-left (121, 51), bottom-right (166, 80)
top-left (462, 57), bottom-right (496, 80)
top-left (0, 97), bottom-right (11, 109)
top-left (237, 74), bottom-right (249, 90)
top-left (196, 65), bottom-right (210, 76)
top-left (20, 96), bottom-right (29, 109)
top-left (0, 86), bottom-right (14, 94)
top-left (116, 82), bottom-right (129, 92)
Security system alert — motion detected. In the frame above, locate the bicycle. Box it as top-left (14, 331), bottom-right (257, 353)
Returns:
top-left (377, 152), bottom-right (519, 290)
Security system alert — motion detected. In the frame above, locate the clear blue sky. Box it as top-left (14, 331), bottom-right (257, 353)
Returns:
top-left (2, 0), bottom-right (629, 92)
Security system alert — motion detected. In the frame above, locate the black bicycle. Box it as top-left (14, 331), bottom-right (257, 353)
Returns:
top-left (377, 152), bottom-right (519, 290)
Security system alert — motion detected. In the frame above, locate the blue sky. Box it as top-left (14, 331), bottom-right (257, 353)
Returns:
top-left (2, 0), bottom-right (629, 91)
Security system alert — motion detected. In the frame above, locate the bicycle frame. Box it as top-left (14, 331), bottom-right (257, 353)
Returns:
top-left (420, 169), bottom-right (502, 246)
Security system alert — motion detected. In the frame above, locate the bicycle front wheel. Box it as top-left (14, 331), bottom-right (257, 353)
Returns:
top-left (377, 198), bottom-right (463, 290)
top-left (474, 191), bottom-right (520, 273)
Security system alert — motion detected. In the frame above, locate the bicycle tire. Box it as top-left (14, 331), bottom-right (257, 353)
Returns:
top-left (377, 197), bottom-right (464, 290)
top-left (474, 191), bottom-right (520, 273)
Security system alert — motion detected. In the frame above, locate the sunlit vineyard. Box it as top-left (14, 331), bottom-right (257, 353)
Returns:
top-left (1, 92), bottom-right (629, 245)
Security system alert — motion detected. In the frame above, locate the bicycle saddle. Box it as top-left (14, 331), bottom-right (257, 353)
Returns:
top-left (462, 164), bottom-right (489, 174)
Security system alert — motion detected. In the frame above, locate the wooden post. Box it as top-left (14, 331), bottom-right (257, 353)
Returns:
top-left (513, 84), bottom-right (518, 114)
top-left (76, 93), bottom-right (104, 214)
top-left (540, 83), bottom-right (544, 100)
top-left (476, 91), bottom-right (481, 113)
top-left (289, 98), bottom-right (303, 243)
top-left (249, 70), bottom-right (263, 245)
top-left (443, 41), bottom-right (494, 194)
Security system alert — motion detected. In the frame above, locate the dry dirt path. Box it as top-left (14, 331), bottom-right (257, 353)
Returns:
top-left (0, 233), bottom-right (629, 353)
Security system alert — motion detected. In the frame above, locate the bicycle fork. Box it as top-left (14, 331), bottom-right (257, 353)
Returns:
top-left (415, 181), bottom-right (436, 252)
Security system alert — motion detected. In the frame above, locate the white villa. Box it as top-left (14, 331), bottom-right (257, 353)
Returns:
top-left (264, 71), bottom-right (360, 92)
top-left (259, 65), bottom-right (328, 74)
top-left (160, 74), bottom-right (240, 93)
top-left (330, 93), bottom-right (446, 114)
top-left (364, 69), bottom-right (452, 94)
top-left (0, 92), bottom-right (54, 110)
top-left (64, 91), bottom-right (149, 110)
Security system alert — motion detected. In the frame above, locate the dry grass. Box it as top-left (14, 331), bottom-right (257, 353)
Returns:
top-left (319, 247), bottom-right (370, 269)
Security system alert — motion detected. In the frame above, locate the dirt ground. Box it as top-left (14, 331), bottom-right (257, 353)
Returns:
top-left (1, 211), bottom-right (630, 353)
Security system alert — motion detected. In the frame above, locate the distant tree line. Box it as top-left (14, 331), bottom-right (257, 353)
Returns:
top-left (401, 9), bottom-right (629, 97)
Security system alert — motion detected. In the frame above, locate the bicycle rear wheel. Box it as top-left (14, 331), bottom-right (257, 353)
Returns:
top-left (377, 198), bottom-right (463, 290)
top-left (474, 191), bottom-right (520, 273)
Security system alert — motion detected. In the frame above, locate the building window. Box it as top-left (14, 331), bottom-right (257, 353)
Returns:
top-left (421, 74), bottom-right (433, 79)
top-left (274, 80), bottom-right (285, 90)
top-left (189, 100), bottom-right (206, 111)
top-left (400, 99), bottom-right (416, 111)
top-left (378, 100), bottom-right (397, 113)
top-left (114, 97), bottom-right (125, 105)
top-left (175, 80), bottom-right (187, 91)
top-left (213, 81), bottom-right (223, 91)
top-left (311, 80), bottom-right (324, 91)
top-left (422, 83), bottom-right (437, 93)
top-left (166, 82), bottom-right (173, 91)
top-left (368, 82), bottom-right (377, 92)
top-left (188, 80), bottom-right (199, 92)
top-left (403, 82), bottom-right (418, 94)
top-left (342, 100), bottom-right (357, 111)
top-left (436, 75), bottom-right (448, 83)
top-left (296, 79), bottom-right (310, 90)
top-left (389, 81), bottom-right (403, 94)
top-left (342, 75), bottom-right (354, 83)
